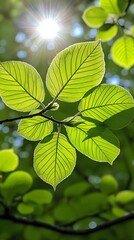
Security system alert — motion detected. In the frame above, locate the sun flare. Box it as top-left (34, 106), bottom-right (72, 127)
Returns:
top-left (37, 18), bottom-right (60, 40)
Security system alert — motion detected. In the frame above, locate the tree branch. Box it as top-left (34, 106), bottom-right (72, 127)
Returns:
top-left (0, 212), bottom-right (133, 236)
top-left (125, 0), bottom-right (132, 13)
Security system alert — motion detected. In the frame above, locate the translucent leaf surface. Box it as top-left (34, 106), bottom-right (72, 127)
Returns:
top-left (0, 61), bottom-right (45, 111)
top-left (46, 41), bottom-right (105, 102)
top-left (23, 189), bottom-right (53, 204)
top-left (0, 149), bottom-right (18, 172)
top-left (100, 0), bottom-right (128, 14)
top-left (18, 115), bottom-right (53, 141)
top-left (97, 25), bottom-right (118, 42)
top-left (34, 133), bottom-right (76, 190)
top-left (0, 171), bottom-right (33, 203)
top-left (111, 36), bottom-right (134, 69)
top-left (82, 7), bottom-right (108, 28)
top-left (115, 191), bottom-right (134, 204)
top-left (79, 84), bottom-right (134, 129)
top-left (66, 117), bottom-right (120, 164)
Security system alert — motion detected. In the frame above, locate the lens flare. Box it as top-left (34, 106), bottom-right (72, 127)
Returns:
top-left (37, 18), bottom-right (60, 40)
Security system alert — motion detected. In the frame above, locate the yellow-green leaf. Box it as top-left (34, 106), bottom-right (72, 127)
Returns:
top-left (96, 25), bottom-right (118, 42)
top-left (79, 84), bottom-right (134, 129)
top-left (111, 36), bottom-right (134, 69)
top-left (18, 116), bottom-right (53, 141)
top-left (66, 117), bottom-right (120, 165)
top-left (100, 0), bottom-right (128, 15)
top-left (46, 41), bottom-right (105, 102)
top-left (0, 61), bottom-right (45, 112)
top-left (82, 6), bottom-right (108, 28)
top-left (34, 133), bottom-right (76, 190)
top-left (0, 149), bottom-right (18, 172)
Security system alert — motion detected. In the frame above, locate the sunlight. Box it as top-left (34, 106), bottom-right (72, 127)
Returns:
top-left (37, 18), bottom-right (60, 40)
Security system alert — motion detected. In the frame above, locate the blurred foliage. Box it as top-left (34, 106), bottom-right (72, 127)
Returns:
top-left (0, 0), bottom-right (134, 239)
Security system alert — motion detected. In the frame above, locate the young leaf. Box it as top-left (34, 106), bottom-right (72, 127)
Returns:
top-left (100, 0), bottom-right (128, 15)
top-left (66, 117), bottom-right (120, 164)
top-left (0, 149), bottom-right (18, 172)
top-left (18, 115), bottom-right (53, 141)
top-left (46, 41), bottom-right (105, 102)
top-left (79, 84), bottom-right (134, 129)
top-left (17, 203), bottom-right (34, 215)
top-left (0, 61), bottom-right (45, 112)
top-left (111, 36), bottom-right (134, 69)
top-left (82, 6), bottom-right (108, 28)
top-left (96, 24), bottom-right (118, 42)
top-left (0, 171), bottom-right (33, 204)
top-left (34, 133), bottom-right (76, 190)
top-left (23, 189), bottom-right (53, 204)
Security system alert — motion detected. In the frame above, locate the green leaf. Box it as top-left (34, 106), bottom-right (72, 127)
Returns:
top-left (0, 171), bottom-right (33, 204)
top-left (0, 149), bottom-right (18, 172)
top-left (100, 175), bottom-right (118, 195)
top-left (82, 6), bottom-right (108, 28)
top-left (23, 189), bottom-right (53, 204)
top-left (0, 61), bottom-right (45, 112)
top-left (79, 84), bottom-right (134, 129)
top-left (96, 24), bottom-right (118, 42)
top-left (34, 133), bottom-right (76, 190)
top-left (17, 202), bottom-right (34, 215)
top-left (111, 36), bottom-right (134, 69)
top-left (66, 117), bottom-right (120, 164)
top-left (18, 115), bottom-right (53, 141)
top-left (115, 191), bottom-right (134, 205)
top-left (100, 0), bottom-right (128, 15)
top-left (64, 182), bottom-right (90, 197)
top-left (46, 41), bottom-right (105, 102)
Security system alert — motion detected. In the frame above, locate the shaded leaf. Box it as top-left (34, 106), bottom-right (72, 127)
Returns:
top-left (100, 0), bottom-right (128, 15)
top-left (17, 203), bottom-right (34, 215)
top-left (23, 189), bottom-right (53, 204)
top-left (111, 36), bottom-right (134, 69)
top-left (18, 114), bottom-right (53, 141)
top-left (34, 133), bottom-right (76, 190)
top-left (0, 61), bottom-right (45, 111)
top-left (82, 6), bottom-right (108, 28)
top-left (79, 84), bottom-right (134, 129)
top-left (96, 24), bottom-right (118, 42)
top-left (66, 117), bottom-right (120, 164)
top-left (100, 175), bottom-right (118, 195)
top-left (46, 41), bottom-right (105, 102)
top-left (0, 171), bottom-right (33, 204)
top-left (0, 149), bottom-right (18, 172)
top-left (64, 182), bottom-right (90, 197)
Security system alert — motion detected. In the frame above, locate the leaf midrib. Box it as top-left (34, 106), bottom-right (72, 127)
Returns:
top-left (54, 41), bottom-right (101, 100)
top-left (0, 63), bottom-right (42, 106)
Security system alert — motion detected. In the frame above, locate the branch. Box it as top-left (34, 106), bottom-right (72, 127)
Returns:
top-left (125, 0), bottom-right (132, 13)
top-left (0, 212), bottom-right (133, 236)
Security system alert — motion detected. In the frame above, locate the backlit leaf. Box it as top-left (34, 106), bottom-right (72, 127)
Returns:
top-left (0, 149), bottom-right (18, 172)
top-left (116, 191), bottom-right (134, 204)
top-left (96, 24), bottom-right (118, 42)
top-left (0, 171), bottom-right (33, 204)
top-left (82, 6), bottom-right (108, 28)
top-left (0, 61), bottom-right (45, 111)
top-left (66, 117), bottom-right (120, 164)
top-left (18, 115), bottom-right (53, 141)
top-left (100, 0), bottom-right (128, 15)
top-left (111, 36), bottom-right (134, 69)
top-left (34, 133), bottom-right (76, 190)
top-left (79, 84), bottom-right (134, 129)
top-left (46, 41), bottom-right (105, 102)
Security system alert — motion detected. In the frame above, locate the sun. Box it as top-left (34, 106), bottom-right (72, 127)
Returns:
top-left (37, 18), bottom-right (60, 40)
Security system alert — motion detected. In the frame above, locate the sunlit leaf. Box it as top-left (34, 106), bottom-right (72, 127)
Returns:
top-left (46, 41), bottom-right (105, 102)
top-left (100, 0), bottom-right (128, 14)
top-left (100, 175), bottom-right (118, 195)
top-left (0, 149), bottom-right (18, 172)
top-left (79, 84), bottom-right (134, 129)
top-left (23, 189), bottom-right (53, 204)
top-left (0, 61), bottom-right (45, 111)
top-left (96, 24), bottom-right (118, 42)
top-left (66, 117), bottom-right (120, 164)
top-left (18, 114), bottom-right (53, 141)
top-left (82, 6), bottom-right (108, 28)
top-left (34, 133), bottom-right (76, 190)
top-left (0, 171), bottom-right (33, 203)
top-left (115, 190), bottom-right (134, 204)
top-left (111, 36), bottom-right (134, 69)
